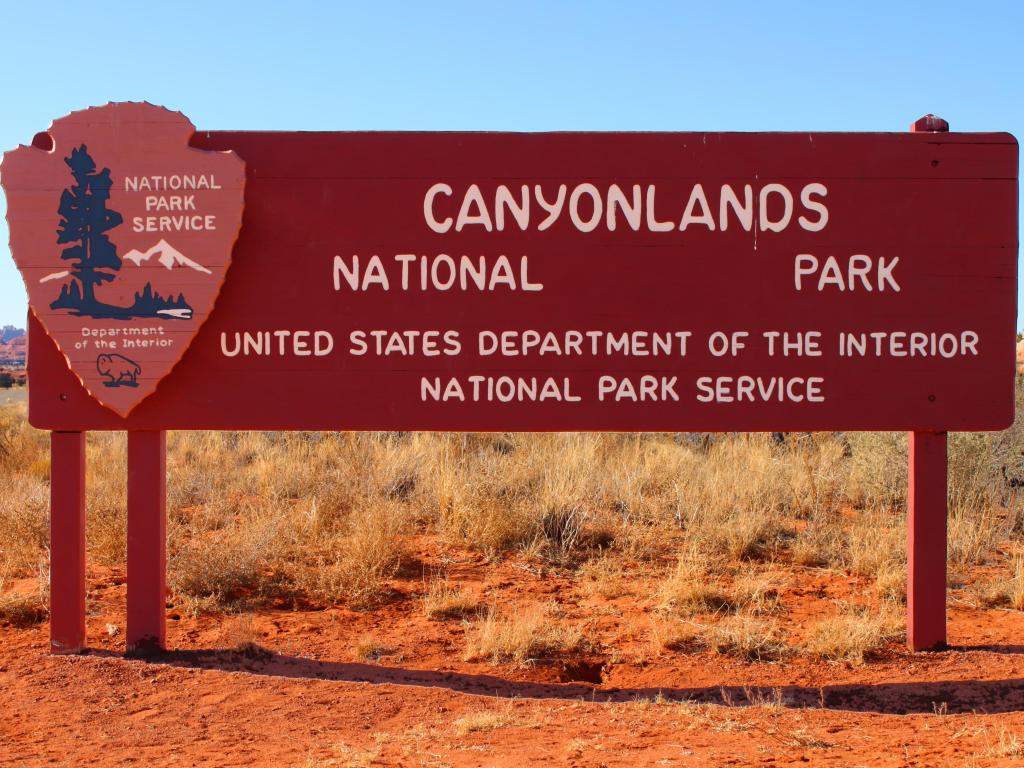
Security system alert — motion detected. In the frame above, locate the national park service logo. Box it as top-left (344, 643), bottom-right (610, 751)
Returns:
top-left (1, 103), bottom-right (245, 416)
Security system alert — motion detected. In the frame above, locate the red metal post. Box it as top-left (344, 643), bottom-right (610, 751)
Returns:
top-left (907, 431), bottom-right (948, 651)
top-left (126, 430), bottom-right (167, 654)
top-left (49, 431), bottom-right (86, 654)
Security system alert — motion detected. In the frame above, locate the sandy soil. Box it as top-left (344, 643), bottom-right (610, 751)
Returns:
top-left (5, 538), bottom-right (1024, 766)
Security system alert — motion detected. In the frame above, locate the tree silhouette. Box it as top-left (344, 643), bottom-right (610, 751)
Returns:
top-left (48, 145), bottom-right (193, 320)
top-left (51, 145), bottom-right (123, 313)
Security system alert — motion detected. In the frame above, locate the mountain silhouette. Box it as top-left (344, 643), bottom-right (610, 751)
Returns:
top-left (121, 239), bottom-right (212, 274)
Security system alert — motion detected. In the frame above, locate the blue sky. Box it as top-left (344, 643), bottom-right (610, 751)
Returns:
top-left (0, 0), bottom-right (1020, 328)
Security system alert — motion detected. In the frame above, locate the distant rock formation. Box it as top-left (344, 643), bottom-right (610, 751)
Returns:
top-left (0, 325), bottom-right (25, 344)
top-left (0, 334), bottom-right (26, 366)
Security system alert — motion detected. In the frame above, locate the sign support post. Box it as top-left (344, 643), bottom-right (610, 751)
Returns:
top-left (49, 430), bottom-right (86, 654)
top-left (126, 430), bottom-right (167, 654)
top-left (907, 430), bottom-right (948, 651)
top-left (905, 114), bottom-right (951, 653)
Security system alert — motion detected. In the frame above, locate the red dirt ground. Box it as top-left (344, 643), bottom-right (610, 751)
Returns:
top-left (5, 538), bottom-right (1024, 766)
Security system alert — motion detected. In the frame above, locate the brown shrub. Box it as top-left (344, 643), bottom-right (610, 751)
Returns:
top-left (169, 501), bottom-right (294, 606)
top-left (293, 501), bottom-right (407, 609)
top-left (352, 633), bottom-right (388, 661)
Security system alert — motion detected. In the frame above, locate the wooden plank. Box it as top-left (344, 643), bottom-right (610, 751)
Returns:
top-left (191, 130), bottom-right (1019, 181)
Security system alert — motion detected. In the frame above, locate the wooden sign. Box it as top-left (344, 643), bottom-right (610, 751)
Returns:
top-left (15, 122), bottom-right (1016, 432)
top-left (4, 108), bottom-right (1016, 656)
top-left (2, 103), bottom-right (245, 416)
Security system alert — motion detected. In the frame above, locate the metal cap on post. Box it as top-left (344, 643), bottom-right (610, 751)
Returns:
top-left (911, 114), bottom-right (950, 133)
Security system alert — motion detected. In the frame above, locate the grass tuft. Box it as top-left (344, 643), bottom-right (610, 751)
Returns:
top-left (452, 703), bottom-right (520, 736)
top-left (705, 616), bottom-right (787, 662)
top-left (422, 578), bottom-right (477, 620)
top-left (803, 614), bottom-right (892, 664)
top-left (464, 605), bottom-right (581, 665)
top-left (658, 547), bottom-right (731, 616)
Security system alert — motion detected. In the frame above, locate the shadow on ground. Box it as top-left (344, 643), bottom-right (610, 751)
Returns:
top-left (81, 646), bottom-right (1024, 716)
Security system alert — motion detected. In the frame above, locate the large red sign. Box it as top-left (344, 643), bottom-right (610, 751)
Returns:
top-left (8, 114), bottom-right (1018, 431)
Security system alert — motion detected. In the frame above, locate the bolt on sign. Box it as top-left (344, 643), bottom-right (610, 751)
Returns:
top-left (0, 104), bottom-right (1018, 655)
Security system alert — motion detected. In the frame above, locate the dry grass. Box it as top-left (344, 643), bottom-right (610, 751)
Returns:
top-left (0, 590), bottom-right (48, 626)
top-left (981, 728), bottom-right (1024, 759)
top-left (643, 614), bottom-right (786, 663)
top-left (949, 506), bottom-right (1006, 572)
top-left (85, 431), bottom-right (128, 564)
top-left (170, 504), bottom-right (292, 605)
top-left (0, 404), bottom-right (51, 580)
top-left (0, 473), bottom-right (49, 575)
top-left (845, 432), bottom-right (907, 510)
top-left (464, 605), bottom-right (582, 665)
top-left (784, 433), bottom-right (849, 519)
top-left (0, 570), bottom-right (48, 627)
top-left (293, 501), bottom-right (408, 609)
top-left (658, 551), bottom-right (783, 619)
top-left (732, 566), bottom-right (784, 615)
top-left (353, 633), bottom-right (388, 661)
top-left (846, 506), bottom-right (906, 600)
top-left (578, 555), bottom-right (633, 600)
top-left (704, 615), bottom-right (787, 661)
top-left (651, 618), bottom-right (703, 653)
top-left (0, 403), bottom-right (49, 479)
top-left (803, 613), bottom-right (893, 664)
top-left (2, 378), bottom-right (1023, 659)
top-left (675, 436), bottom-right (790, 561)
top-left (221, 613), bottom-right (266, 655)
top-left (422, 577), bottom-right (477, 619)
top-left (979, 554), bottom-right (1024, 610)
top-left (791, 510), bottom-right (845, 568)
top-left (452, 703), bottom-right (521, 736)
top-left (658, 547), bottom-right (731, 616)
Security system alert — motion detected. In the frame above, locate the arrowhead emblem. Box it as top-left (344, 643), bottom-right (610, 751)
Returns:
top-left (1, 103), bottom-right (245, 416)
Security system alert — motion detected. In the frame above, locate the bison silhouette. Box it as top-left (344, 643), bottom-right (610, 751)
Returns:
top-left (96, 353), bottom-right (141, 388)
